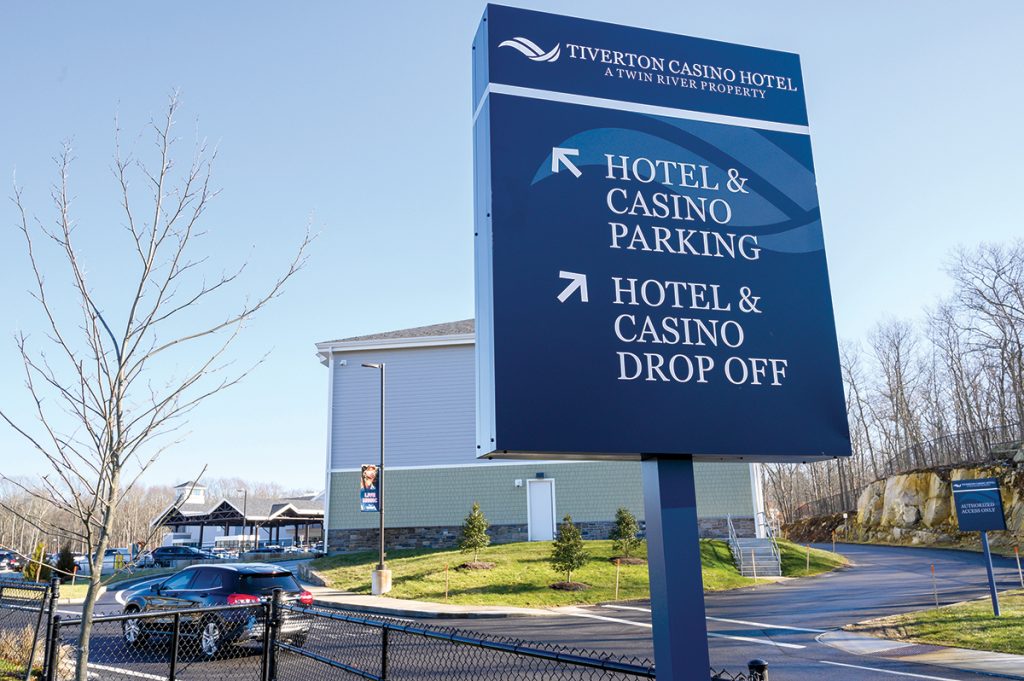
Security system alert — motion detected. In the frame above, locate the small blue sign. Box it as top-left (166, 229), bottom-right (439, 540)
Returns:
top-left (473, 5), bottom-right (850, 461)
top-left (952, 478), bottom-right (1006, 532)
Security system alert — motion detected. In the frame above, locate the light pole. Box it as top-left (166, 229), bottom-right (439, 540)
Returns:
top-left (362, 362), bottom-right (390, 594)
top-left (236, 489), bottom-right (248, 553)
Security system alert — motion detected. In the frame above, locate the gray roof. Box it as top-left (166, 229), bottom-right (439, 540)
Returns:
top-left (154, 495), bottom-right (324, 527)
top-left (326, 319), bottom-right (474, 344)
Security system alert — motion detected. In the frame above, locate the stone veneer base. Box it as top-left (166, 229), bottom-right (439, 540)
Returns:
top-left (327, 516), bottom-right (754, 553)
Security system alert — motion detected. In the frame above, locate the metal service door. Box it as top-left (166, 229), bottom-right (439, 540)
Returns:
top-left (527, 479), bottom-right (555, 541)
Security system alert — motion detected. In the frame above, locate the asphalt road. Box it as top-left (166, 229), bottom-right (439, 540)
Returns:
top-left (49, 545), bottom-right (1024, 680)
top-left (440, 543), bottom-right (1023, 680)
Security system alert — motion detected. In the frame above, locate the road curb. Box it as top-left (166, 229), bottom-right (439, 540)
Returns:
top-left (311, 598), bottom-right (553, 619)
top-left (820, 630), bottom-right (1024, 680)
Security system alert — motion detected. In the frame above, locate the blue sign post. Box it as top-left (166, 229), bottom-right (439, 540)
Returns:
top-left (472, 6), bottom-right (850, 677)
top-left (952, 478), bottom-right (1006, 616)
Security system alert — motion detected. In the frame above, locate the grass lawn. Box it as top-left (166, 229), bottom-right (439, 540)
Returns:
top-left (0, 658), bottom-right (24, 680)
top-left (310, 538), bottom-right (848, 607)
top-left (58, 583), bottom-right (89, 600)
top-left (102, 567), bottom-right (176, 586)
top-left (779, 540), bottom-right (848, 577)
top-left (847, 590), bottom-right (1024, 655)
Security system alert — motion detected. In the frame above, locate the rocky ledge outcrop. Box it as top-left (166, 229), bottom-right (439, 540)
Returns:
top-left (786, 463), bottom-right (1024, 550)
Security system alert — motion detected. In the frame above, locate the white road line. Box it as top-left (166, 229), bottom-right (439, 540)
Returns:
top-left (55, 609), bottom-right (81, 616)
top-left (706, 616), bottom-right (827, 634)
top-left (601, 606), bottom-right (828, 634)
top-left (567, 612), bottom-right (805, 650)
top-left (564, 612), bottom-right (651, 628)
top-left (707, 632), bottom-right (806, 649)
top-left (818, 660), bottom-right (961, 680)
top-left (602, 604), bottom-right (652, 613)
top-left (87, 663), bottom-right (167, 680)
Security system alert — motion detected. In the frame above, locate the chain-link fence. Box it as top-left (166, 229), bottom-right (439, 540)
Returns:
top-left (276, 603), bottom-right (657, 681)
top-left (48, 602), bottom-right (267, 681)
top-left (41, 590), bottom-right (769, 680)
top-left (0, 576), bottom-right (56, 680)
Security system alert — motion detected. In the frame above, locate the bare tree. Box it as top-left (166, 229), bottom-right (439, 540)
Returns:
top-left (948, 241), bottom-right (1024, 429)
top-left (1, 94), bottom-right (310, 679)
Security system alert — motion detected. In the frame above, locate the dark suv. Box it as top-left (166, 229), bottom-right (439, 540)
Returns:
top-left (121, 563), bottom-right (312, 658)
top-left (0, 552), bottom-right (25, 572)
top-left (149, 545), bottom-right (218, 567)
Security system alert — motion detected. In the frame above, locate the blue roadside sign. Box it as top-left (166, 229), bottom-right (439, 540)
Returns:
top-left (473, 4), bottom-right (850, 461)
top-left (953, 478), bottom-right (1007, 532)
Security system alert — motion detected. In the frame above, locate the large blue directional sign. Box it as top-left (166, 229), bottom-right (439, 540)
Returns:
top-left (473, 4), bottom-right (851, 461)
top-left (953, 478), bottom-right (1007, 532)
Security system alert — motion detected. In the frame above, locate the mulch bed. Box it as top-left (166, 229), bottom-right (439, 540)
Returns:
top-left (609, 557), bottom-right (646, 565)
top-left (456, 561), bottom-right (496, 570)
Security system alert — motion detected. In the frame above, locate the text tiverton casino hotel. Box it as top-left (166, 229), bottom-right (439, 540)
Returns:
top-left (565, 43), bottom-right (799, 100)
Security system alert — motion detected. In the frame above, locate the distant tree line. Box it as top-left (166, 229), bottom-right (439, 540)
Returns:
top-left (764, 240), bottom-right (1024, 523)
top-left (0, 477), bottom-right (302, 556)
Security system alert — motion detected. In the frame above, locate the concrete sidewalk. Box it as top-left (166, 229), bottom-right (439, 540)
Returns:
top-left (305, 585), bottom-right (553, 619)
top-left (819, 630), bottom-right (1024, 680)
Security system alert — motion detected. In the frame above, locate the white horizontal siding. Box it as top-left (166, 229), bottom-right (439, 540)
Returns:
top-left (331, 344), bottom-right (477, 470)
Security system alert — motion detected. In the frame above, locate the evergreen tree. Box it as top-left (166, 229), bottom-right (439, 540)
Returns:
top-left (550, 514), bottom-right (589, 583)
top-left (26, 542), bottom-right (51, 583)
top-left (609, 507), bottom-right (642, 558)
top-left (459, 502), bottom-right (491, 561)
top-left (57, 545), bottom-right (77, 582)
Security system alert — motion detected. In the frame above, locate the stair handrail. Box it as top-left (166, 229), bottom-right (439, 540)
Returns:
top-left (726, 514), bottom-right (745, 571)
top-left (756, 511), bottom-right (782, 567)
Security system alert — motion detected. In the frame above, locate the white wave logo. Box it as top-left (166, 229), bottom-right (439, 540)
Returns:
top-left (499, 37), bottom-right (561, 63)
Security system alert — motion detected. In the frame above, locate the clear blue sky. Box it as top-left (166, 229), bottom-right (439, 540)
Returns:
top-left (2, 1), bottom-right (1021, 489)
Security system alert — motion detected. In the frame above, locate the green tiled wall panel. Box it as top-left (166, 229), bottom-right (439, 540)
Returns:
top-left (328, 461), bottom-right (753, 529)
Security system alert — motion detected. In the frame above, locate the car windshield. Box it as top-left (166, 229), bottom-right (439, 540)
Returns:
top-left (237, 573), bottom-right (300, 595)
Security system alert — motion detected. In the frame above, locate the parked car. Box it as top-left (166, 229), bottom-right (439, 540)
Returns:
top-left (245, 546), bottom-right (283, 556)
top-left (103, 548), bottom-right (132, 572)
top-left (121, 563), bottom-right (313, 658)
top-left (149, 546), bottom-right (218, 568)
top-left (0, 551), bottom-right (25, 572)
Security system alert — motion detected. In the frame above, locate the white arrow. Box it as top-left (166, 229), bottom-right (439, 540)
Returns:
top-left (557, 271), bottom-right (589, 303)
top-left (551, 147), bottom-right (582, 178)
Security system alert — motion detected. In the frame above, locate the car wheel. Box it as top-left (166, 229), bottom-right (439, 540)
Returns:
top-left (199, 617), bottom-right (223, 659)
top-left (122, 608), bottom-right (147, 647)
top-left (290, 634), bottom-right (307, 649)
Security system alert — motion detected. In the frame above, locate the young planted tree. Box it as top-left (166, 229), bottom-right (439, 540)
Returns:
top-left (0, 94), bottom-right (310, 680)
top-left (550, 514), bottom-right (589, 584)
top-left (56, 545), bottom-right (77, 582)
top-left (25, 542), bottom-right (51, 583)
top-left (609, 507), bottom-right (642, 558)
top-left (459, 502), bottom-right (490, 562)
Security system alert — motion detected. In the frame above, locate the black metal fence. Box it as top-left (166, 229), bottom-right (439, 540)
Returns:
top-left (881, 422), bottom-right (1022, 478)
top-left (0, 576), bottom-right (56, 680)
top-left (32, 589), bottom-right (769, 681)
top-left (276, 602), bottom-right (657, 681)
top-left (793, 422), bottom-right (1024, 520)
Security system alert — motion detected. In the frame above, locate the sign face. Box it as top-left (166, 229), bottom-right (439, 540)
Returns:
top-left (473, 4), bottom-right (851, 461)
top-left (952, 478), bottom-right (1006, 532)
top-left (360, 464), bottom-right (379, 512)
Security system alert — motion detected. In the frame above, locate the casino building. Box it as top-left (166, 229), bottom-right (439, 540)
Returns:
top-left (316, 319), bottom-right (766, 553)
